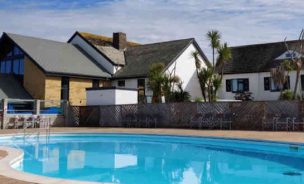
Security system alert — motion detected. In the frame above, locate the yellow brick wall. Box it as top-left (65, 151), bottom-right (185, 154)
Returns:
top-left (23, 56), bottom-right (110, 106)
top-left (44, 76), bottom-right (61, 100)
top-left (44, 76), bottom-right (62, 107)
top-left (69, 78), bottom-right (93, 106)
top-left (23, 57), bottom-right (45, 99)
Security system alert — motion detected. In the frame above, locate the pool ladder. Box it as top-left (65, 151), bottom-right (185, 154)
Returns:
top-left (11, 118), bottom-right (51, 144)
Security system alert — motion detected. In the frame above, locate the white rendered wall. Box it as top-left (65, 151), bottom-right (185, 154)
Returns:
top-left (69, 34), bottom-right (116, 74)
top-left (115, 89), bottom-right (138, 105)
top-left (219, 71), bottom-right (304, 101)
top-left (165, 43), bottom-right (207, 100)
top-left (87, 89), bottom-right (138, 106)
top-left (112, 43), bottom-right (207, 100)
top-left (112, 78), bottom-right (153, 97)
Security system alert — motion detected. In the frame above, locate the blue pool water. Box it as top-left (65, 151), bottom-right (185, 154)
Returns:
top-left (0, 133), bottom-right (304, 184)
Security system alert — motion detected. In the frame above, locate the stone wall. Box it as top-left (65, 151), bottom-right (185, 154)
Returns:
top-left (69, 78), bottom-right (92, 106)
top-left (23, 57), bottom-right (45, 99)
top-left (23, 57), bottom-right (109, 106)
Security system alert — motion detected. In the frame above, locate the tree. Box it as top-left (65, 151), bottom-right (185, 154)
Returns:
top-left (199, 67), bottom-right (214, 102)
top-left (162, 75), bottom-right (180, 102)
top-left (192, 51), bottom-right (208, 101)
top-left (284, 29), bottom-right (304, 99)
top-left (211, 74), bottom-right (222, 101)
top-left (207, 30), bottom-right (221, 67)
top-left (216, 42), bottom-right (232, 79)
top-left (148, 63), bottom-right (189, 103)
top-left (193, 30), bottom-right (231, 102)
top-left (270, 65), bottom-right (287, 95)
top-left (170, 82), bottom-right (191, 102)
top-left (281, 60), bottom-right (293, 88)
top-left (147, 63), bottom-right (165, 103)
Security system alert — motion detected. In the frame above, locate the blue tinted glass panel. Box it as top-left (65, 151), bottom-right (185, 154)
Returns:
top-left (5, 60), bottom-right (11, 73)
top-left (1, 61), bottom-right (5, 73)
top-left (7, 51), bottom-right (12, 57)
top-left (19, 59), bottom-right (24, 75)
top-left (13, 59), bottom-right (19, 74)
top-left (13, 46), bottom-right (22, 55)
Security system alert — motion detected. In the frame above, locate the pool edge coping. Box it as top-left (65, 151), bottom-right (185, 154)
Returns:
top-left (0, 146), bottom-right (111, 184)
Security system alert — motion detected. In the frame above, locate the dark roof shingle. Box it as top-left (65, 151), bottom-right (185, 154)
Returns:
top-left (114, 38), bottom-right (195, 78)
top-left (223, 40), bottom-right (301, 74)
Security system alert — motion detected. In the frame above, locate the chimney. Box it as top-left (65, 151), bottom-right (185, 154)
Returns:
top-left (113, 32), bottom-right (127, 50)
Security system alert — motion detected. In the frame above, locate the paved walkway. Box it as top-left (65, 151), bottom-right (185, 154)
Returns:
top-left (0, 128), bottom-right (304, 184)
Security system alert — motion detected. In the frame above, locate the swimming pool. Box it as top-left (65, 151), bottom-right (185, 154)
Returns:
top-left (1, 133), bottom-right (304, 184)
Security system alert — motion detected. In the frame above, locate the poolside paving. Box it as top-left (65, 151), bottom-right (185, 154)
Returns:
top-left (0, 127), bottom-right (304, 184)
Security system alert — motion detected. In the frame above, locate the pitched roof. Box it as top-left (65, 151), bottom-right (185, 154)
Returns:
top-left (79, 32), bottom-right (140, 47)
top-left (1, 33), bottom-right (111, 78)
top-left (77, 32), bottom-right (140, 66)
top-left (223, 40), bottom-right (302, 74)
top-left (114, 38), bottom-right (206, 78)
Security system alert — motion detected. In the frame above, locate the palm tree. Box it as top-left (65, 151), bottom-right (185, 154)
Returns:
top-left (216, 42), bottom-right (232, 79)
top-left (281, 60), bottom-right (293, 89)
top-left (284, 29), bottom-right (304, 99)
top-left (207, 30), bottom-right (221, 67)
top-left (162, 75), bottom-right (180, 102)
top-left (147, 63), bottom-right (165, 103)
top-left (192, 51), bottom-right (208, 101)
top-left (270, 65), bottom-right (286, 95)
top-left (199, 67), bottom-right (214, 102)
top-left (212, 74), bottom-right (222, 101)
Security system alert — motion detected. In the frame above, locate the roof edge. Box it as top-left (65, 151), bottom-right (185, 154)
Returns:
top-left (2, 32), bottom-right (48, 74)
top-left (68, 31), bottom-right (123, 67)
top-left (230, 39), bottom-right (300, 49)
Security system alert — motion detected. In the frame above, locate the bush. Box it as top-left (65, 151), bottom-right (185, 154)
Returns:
top-left (280, 90), bottom-right (293, 100)
top-left (194, 97), bottom-right (203, 102)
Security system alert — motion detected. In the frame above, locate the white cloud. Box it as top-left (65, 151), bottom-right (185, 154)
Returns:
top-left (0, 0), bottom-right (303, 59)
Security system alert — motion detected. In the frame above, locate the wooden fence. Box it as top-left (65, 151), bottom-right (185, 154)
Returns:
top-left (70, 101), bottom-right (304, 130)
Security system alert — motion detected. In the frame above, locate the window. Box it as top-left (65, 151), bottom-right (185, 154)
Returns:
top-left (5, 60), bottom-right (12, 73)
top-left (13, 46), bottom-right (23, 55)
top-left (226, 78), bottom-right (249, 92)
top-left (137, 79), bottom-right (146, 103)
top-left (92, 79), bottom-right (99, 88)
top-left (285, 53), bottom-right (296, 58)
top-left (61, 77), bottom-right (69, 101)
top-left (138, 79), bottom-right (145, 88)
top-left (0, 62), bottom-right (5, 73)
top-left (264, 77), bottom-right (290, 91)
top-left (19, 59), bottom-right (24, 75)
top-left (118, 80), bottom-right (125, 87)
top-left (0, 45), bottom-right (24, 75)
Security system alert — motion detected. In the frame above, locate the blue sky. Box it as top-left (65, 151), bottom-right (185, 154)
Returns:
top-left (0, 0), bottom-right (303, 59)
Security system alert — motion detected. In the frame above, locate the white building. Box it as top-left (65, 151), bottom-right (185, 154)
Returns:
top-left (68, 32), bottom-right (209, 105)
top-left (219, 40), bottom-right (303, 101)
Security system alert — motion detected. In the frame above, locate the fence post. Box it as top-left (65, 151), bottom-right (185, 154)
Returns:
top-left (1, 99), bottom-right (7, 129)
top-left (63, 101), bottom-right (69, 127)
top-left (34, 99), bottom-right (40, 115)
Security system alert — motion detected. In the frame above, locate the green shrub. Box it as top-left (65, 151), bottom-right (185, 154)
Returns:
top-left (194, 97), bottom-right (203, 102)
top-left (280, 90), bottom-right (293, 100)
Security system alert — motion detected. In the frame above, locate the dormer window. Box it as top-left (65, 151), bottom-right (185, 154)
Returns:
top-left (285, 52), bottom-right (296, 58)
top-left (275, 50), bottom-right (300, 60)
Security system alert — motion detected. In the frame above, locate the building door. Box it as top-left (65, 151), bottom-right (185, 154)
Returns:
top-left (61, 77), bottom-right (69, 101)
top-left (138, 79), bottom-right (145, 103)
